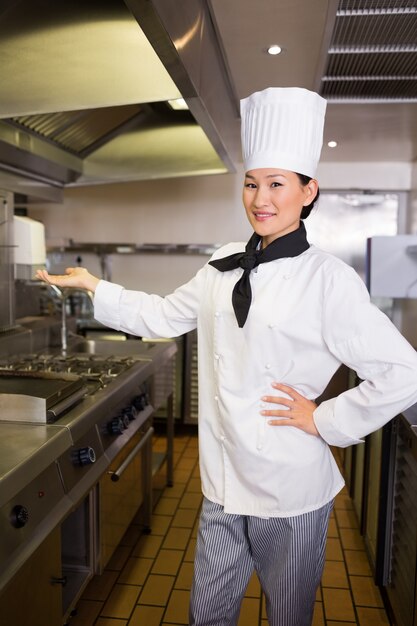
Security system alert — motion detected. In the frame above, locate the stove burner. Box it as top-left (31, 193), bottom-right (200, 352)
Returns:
top-left (0, 353), bottom-right (135, 395)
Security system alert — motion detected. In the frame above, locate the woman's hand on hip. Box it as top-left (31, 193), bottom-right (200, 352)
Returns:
top-left (261, 382), bottom-right (319, 437)
top-left (36, 267), bottom-right (100, 293)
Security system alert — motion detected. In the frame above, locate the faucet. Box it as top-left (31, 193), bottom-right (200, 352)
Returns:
top-left (44, 284), bottom-right (94, 354)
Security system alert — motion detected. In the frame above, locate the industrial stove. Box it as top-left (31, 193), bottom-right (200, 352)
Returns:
top-left (0, 345), bottom-right (172, 626)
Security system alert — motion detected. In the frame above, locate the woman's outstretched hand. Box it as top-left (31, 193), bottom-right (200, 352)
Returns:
top-left (261, 382), bottom-right (319, 437)
top-left (36, 267), bottom-right (100, 293)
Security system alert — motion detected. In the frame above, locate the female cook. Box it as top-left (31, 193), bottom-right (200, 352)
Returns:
top-left (37, 87), bottom-right (417, 626)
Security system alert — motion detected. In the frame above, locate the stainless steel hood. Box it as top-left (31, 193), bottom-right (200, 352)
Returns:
top-left (0, 0), bottom-right (238, 199)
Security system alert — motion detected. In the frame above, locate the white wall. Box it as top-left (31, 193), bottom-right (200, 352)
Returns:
top-left (29, 160), bottom-right (413, 294)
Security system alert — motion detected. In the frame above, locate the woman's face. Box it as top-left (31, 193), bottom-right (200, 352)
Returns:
top-left (242, 168), bottom-right (318, 247)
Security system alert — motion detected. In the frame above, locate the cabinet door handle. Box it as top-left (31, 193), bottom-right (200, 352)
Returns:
top-left (108, 427), bottom-right (154, 482)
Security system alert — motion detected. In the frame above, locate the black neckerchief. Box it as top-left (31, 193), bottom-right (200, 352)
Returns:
top-left (209, 221), bottom-right (310, 327)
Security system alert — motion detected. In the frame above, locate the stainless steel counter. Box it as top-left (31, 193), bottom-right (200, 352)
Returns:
top-left (0, 421), bottom-right (72, 508)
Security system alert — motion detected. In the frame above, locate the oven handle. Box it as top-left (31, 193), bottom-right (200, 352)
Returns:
top-left (108, 426), bottom-right (154, 482)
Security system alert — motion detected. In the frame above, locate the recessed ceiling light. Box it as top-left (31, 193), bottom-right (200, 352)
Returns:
top-left (267, 45), bottom-right (282, 56)
top-left (327, 140), bottom-right (338, 148)
top-left (168, 98), bottom-right (189, 110)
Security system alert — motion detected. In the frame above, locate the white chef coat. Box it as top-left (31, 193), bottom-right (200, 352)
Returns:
top-left (94, 243), bottom-right (417, 518)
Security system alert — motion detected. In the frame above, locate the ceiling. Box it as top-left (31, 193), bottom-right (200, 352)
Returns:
top-left (0, 0), bottom-right (416, 199)
top-left (208, 0), bottom-right (417, 163)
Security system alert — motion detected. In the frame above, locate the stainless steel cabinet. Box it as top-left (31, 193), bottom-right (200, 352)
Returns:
top-left (0, 527), bottom-right (62, 626)
top-left (384, 415), bottom-right (417, 626)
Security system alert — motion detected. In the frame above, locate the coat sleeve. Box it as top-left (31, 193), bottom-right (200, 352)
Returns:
top-left (313, 265), bottom-right (417, 447)
top-left (93, 263), bottom-right (209, 338)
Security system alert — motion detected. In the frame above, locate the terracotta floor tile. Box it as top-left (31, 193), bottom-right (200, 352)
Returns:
top-left (69, 600), bottom-right (103, 626)
top-left (138, 574), bottom-right (175, 606)
top-left (191, 519), bottom-right (200, 538)
top-left (176, 457), bottom-right (198, 471)
top-left (334, 495), bottom-right (354, 511)
top-left (128, 604), bottom-right (165, 626)
top-left (132, 533), bottom-right (164, 559)
top-left (312, 601), bottom-right (325, 625)
top-left (322, 587), bottom-right (356, 622)
top-left (174, 436), bottom-right (189, 450)
top-left (120, 525), bottom-right (143, 548)
top-left (325, 537), bottom-right (344, 561)
top-left (183, 537), bottom-right (197, 562)
top-left (154, 496), bottom-right (180, 516)
top-left (174, 468), bottom-right (193, 483)
top-left (179, 492), bottom-right (203, 510)
top-left (340, 527), bottom-right (366, 550)
top-left (350, 575), bottom-right (384, 608)
top-left (164, 589), bottom-right (190, 624)
top-left (173, 452), bottom-right (182, 465)
top-left (118, 556), bottom-right (153, 585)
top-left (245, 572), bottom-right (262, 598)
top-left (82, 570), bottom-right (119, 601)
top-left (322, 560), bottom-right (349, 588)
top-left (175, 562), bottom-right (195, 590)
top-left (163, 527), bottom-right (192, 550)
top-left (187, 478), bottom-right (202, 493)
top-left (335, 508), bottom-right (360, 529)
top-left (163, 483), bottom-right (186, 498)
top-left (71, 432), bottom-right (393, 626)
top-left (327, 517), bottom-right (339, 538)
top-left (152, 549), bottom-right (184, 575)
top-left (105, 545), bottom-right (132, 571)
top-left (148, 515), bottom-right (172, 537)
top-left (181, 447), bottom-right (199, 459)
top-left (344, 550), bottom-right (372, 576)
top-left (101, 584), bottom-right (141, 619)
top-left (356, 606), bottom-right (391, 625)
top-left (237, 597), bottom-right (261, 626)
top-left (172, 507), bottom-right (198, 528)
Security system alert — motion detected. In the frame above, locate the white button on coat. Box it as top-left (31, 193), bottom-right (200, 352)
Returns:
top-left (94, 242), bottom-right (417, 518)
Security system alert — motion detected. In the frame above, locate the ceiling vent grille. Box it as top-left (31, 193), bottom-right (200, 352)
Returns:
top-left (320, 0), bottom-right (417, 101)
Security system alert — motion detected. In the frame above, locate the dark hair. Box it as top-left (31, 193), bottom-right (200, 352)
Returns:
top-left (296, 173), bottom-right (320, 219)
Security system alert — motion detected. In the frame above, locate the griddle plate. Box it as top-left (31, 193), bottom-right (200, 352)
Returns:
top-left (0, 370), bottom-right (84, 409)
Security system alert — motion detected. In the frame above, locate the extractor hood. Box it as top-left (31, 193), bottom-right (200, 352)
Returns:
top-left (0, 0), bottom-right (239, 199)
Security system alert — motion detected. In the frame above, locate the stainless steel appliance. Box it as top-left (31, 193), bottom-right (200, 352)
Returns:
top-left (70, 339), bottom-right (177, 486)
top-left (0, 192), bottom-right (15, 331)
top-left (0, 350), bottom-right (155, 625)
top-left (380, 412), bottom-right (417, 626)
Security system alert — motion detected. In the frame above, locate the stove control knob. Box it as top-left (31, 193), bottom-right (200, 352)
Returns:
top-left (107, 417), bottom-right (124, 435)
top-left (122, 406), bottom-right (138, 421)
top-left (75, 447), bottom-right (96, 466)
top-left (133, 393), bottom-right (149, 411)
top-left (11, 505), bottom-right (29, 528)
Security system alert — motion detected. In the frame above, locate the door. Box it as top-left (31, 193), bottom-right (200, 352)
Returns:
top-left (0, 526), bottom-right (62, 626)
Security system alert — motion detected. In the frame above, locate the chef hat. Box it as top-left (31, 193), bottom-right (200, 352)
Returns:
top-left (240, 87), bottom-right (327, 178)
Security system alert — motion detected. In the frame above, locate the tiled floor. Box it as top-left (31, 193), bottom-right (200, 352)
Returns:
top-left (69, 431), bottom-right (392, 626)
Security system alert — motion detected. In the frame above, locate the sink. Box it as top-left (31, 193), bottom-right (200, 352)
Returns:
top-left (69, 339), bottom-right (154, 356)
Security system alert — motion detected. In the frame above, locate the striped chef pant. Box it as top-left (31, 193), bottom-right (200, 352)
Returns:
top-left (190, 497), bottom-right (333, 626)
